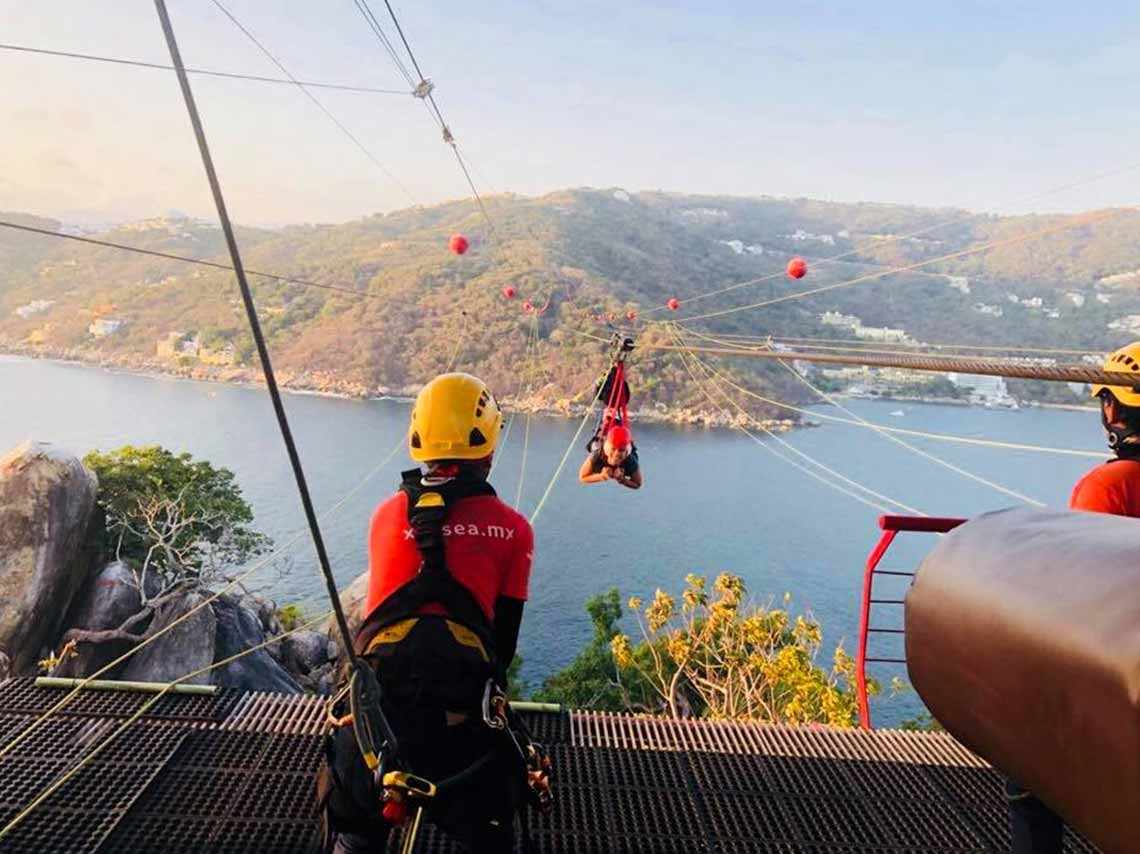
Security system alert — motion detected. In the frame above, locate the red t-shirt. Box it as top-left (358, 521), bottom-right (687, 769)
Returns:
top-left (1069, 459), bottom-right (1140, 517)
top-left (366, 491), bottom-right (534, 621)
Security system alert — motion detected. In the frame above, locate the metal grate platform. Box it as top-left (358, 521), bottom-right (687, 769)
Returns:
top-left (0, 680), bottom-right (1105, 853)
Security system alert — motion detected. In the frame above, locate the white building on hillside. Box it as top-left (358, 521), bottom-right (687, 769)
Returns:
top-left (89, 317), bottom-right (125, 337)
top-left (946, 373), bottom-right (1013, 406)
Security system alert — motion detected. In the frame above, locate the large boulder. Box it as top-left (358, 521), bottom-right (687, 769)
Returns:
top-left (284, 630), bottom-right (329, 673)
top-left (0, 441), bottom-right (99, 675)
top-left (54, 561), bottom-right (142, 678)
top-left (211, 595), bottom-right (300, 694)
top-left (121, 592), bottom-right (216, 685)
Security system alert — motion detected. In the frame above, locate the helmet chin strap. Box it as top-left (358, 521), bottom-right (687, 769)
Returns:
top-left (1101, 402), bottom-right (1140, 456)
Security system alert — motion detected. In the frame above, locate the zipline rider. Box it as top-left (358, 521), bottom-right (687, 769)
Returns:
top-left (320, 372), bottom-right (535, 854)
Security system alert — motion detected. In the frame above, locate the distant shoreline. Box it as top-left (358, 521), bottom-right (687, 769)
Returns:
top-left (0, 345), bottom-right (801, 432)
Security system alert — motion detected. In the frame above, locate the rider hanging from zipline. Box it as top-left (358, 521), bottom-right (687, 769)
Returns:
top-left (580, 336), bottom-right (643, 489)
top-left (318, 372), bottom-right (551, 854)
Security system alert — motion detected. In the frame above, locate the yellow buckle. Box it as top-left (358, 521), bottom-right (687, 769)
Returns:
top-left (382, 770), bottom-right (437, 800)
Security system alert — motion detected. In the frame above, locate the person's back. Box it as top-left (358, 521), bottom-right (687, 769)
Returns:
top-left (319, 373), bottom-right (534, 854)
top-left (367, 488), bottom-right (532, 623)
top-left (1070, 457), bottom-right (1140, 516)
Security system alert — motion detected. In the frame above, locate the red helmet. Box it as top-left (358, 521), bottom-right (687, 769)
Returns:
top-left (605, 424), bottom-right (632, 450)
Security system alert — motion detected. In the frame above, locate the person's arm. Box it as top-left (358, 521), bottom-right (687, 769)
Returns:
top-left (495, 519), bottom-right (534, 685)
top-left (579, 455), bottom-right (611, 484)
top-left (493, 595), bottom-right (525, 678)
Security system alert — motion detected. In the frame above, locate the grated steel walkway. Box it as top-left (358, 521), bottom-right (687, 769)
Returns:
top-left (0, 680), bottom-right (1101, 853)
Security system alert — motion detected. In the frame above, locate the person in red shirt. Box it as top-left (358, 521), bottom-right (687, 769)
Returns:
top-left (324, 372), bottom-right (534, 854)
top-left (1007, 342), bottom-right (1140, 854)
top-left (1069, 342), bottom-right (1140, 515)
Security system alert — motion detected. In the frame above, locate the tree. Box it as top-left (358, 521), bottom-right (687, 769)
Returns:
top-left (611, 573), bottom-right (866, 726)
top-left (532, 589), bottom-right (656, 711)
top-left (83, 446), bottom-right (270, 600)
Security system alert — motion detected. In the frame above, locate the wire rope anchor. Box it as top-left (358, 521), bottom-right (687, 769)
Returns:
top-left (412, 77), bottom-right (434, 98)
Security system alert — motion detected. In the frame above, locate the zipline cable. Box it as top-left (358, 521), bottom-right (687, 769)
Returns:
top-left (640, 162), bottom-right (1140, 317)
top-left (210, 0), bottom-right (416, 204)
top-left (669, 327), bottom-right (914, 515)
top-left (0, 43), bottom-right (412, 94)
top-left (685, 331), bottom-right (1103, 362)
top-left (632, 341), bottom-right (1140, 389)
top-left (700, 331), bottom-right (1103, 358)
top-left (157, 0), bottom-right (362, 702)
top-left (352, 0), bottom-right (417, 88)
top-left (669, 209), bottom-right (1124, 324)
top-left (0, 219), bottom-right (398, 301)
top-left (766, 353), bottom-right (1046, 507)
top-left (681, 357), bottom-right (1103, 459)
top-left (676, 328), bottom-right (1046, 506)
top-left (354, 0), bottom-right (496, 238)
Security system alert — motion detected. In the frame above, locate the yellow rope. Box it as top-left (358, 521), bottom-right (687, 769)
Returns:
top-left (0, 435), bottom-right (403, 764)
top-left (668, 209), bottom-right (1121, 323)
top-left (529, 368), bottom-right (611, 525)
top-left (0, 609), bottom-right (334, 841)
top-left (515, 316), bottom-right (540, 509)
top-left (444, 309), bottom-right (470, 372)
top-left (668, 326), bottom-right (921, 515)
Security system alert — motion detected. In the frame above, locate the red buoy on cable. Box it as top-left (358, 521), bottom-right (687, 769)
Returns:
top-left (626, 310), bottom-right (637, 321)
top-left (786, 257), bottom-right (807, 279)
top-left (502, 286), bottom-right (516, 299)
top-left (449, 234), bottom-right (469, 255)
top-left (667, 298), bottom-right (681, 311)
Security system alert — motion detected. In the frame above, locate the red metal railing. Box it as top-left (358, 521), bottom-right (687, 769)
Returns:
top-left (856, 514), bottom-right (966, 730)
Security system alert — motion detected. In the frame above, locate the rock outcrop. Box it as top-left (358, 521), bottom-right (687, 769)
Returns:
top-left (121, 592), bottom-right (216, 685)
top-left (0, 441), bottom-right (99, 675)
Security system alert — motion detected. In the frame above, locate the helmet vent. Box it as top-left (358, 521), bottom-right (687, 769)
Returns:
top-left (469, 427), bottom-right (487, 447)
top-left (410, 431), bottom-right (422, 449)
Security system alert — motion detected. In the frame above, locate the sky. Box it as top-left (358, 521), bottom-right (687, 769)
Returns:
top-left (2, 0), bottom-right (1139, 226)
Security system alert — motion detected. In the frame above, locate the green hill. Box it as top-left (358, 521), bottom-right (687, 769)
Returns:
top-left (2, 190), bottom-right (1139, 416)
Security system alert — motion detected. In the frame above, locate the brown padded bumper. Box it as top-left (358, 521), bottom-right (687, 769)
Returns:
top-left (906, 507), bottom-right (1140, 854)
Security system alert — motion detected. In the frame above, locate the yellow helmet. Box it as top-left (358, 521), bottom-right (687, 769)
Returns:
top-left (1091, 342), bottom-right (1140, 407)
top-left (408, 372), bottom-right (502, 462)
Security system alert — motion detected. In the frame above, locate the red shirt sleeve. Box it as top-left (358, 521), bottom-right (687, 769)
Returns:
top-left (501, 515), bottom-right (534, 601)
top-left (1070, 468), bottom-right (1126, 515)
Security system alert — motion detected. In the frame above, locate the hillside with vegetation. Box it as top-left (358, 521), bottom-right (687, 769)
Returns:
top-left (3, 189), bottom-right (1140, 416)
